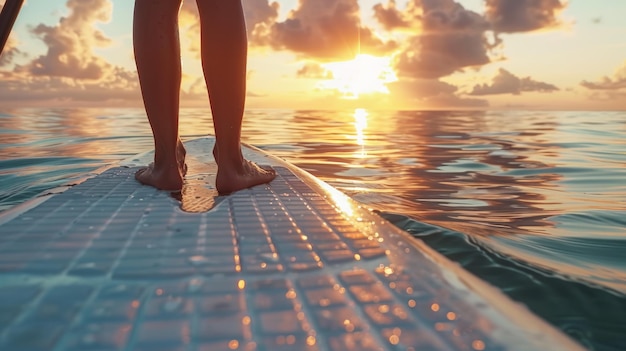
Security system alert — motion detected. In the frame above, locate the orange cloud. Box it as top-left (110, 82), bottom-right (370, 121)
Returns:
top-left (0, 35), bottom-right (21, 67)
top-left (367, 0), bottom-right (497, 108)
top-left (469, 68), bottom-right (559, 95)
top-left (388, 77), bottom-right (488, 108)
top-left (0, 0), bottom-right (139, 106)
top-left (28, 0), bottom-right (113, 79)
top-left (580, 61), bottom-right (626, 104)
top-left (369, 0), bottom-right (571, 107)
top-left (296, 62), bottom-right (333, 79)
top-left (254, 0), bottom-right (394, 61)
top-left (179, 0), bottom-right (280, 48)
top-left (373, 0), bottom-right (412, 30)
top-left (244, 0), bottom-right (280, 40)
top-left (485, 0), bottom-right (566, 33)
top-left (376, 0), bottom-right (570, 81)
top-left (581, 61), bottom-right (626, 91)
top-left (393, 0), bottom-right (493, 78)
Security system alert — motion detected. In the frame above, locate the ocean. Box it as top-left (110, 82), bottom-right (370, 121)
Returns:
top-left (1, 108), bottom-right (625, 350)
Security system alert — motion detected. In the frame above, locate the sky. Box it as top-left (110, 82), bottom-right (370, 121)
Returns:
top-left (0, 0), bottom-right (625, 110)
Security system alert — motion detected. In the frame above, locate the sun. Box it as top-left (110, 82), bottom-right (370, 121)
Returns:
top-left (319, 54), bottom-right (397, 99)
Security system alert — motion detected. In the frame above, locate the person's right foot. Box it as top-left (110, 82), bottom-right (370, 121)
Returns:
top-left (215, 159), bottom-right (276, 194)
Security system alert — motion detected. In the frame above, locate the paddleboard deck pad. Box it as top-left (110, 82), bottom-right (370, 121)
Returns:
top-left (0, 137), bottom-right (583, 351)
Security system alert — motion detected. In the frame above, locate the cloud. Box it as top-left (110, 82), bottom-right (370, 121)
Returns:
top-left (369, 0), bottom-right (502, 107)
top-left (27, 0), bottom-right (114, 80)
top-left (580, 61), bottom-right (626, 90)
top-left (389, 77), bottom-right (457, 97)
top-left (376, 0), bottom-right (570, 80)
top-left (0, 35), bottom-right (22, 67)
top-left (296, 62), bottom-right (333, 79)
top-left (256, 0), bottom-right (394, 61)
top-left (0, 0), bottom-right (139, 105)
top-left (485, 0), bottom-right (566, 33)
top-left (469, 68), bottom-right (559, 95)
top-left (393, 0), bottom-right (493, 79)
top-left (265, 0), bottom-right (361, 59)
top-left (179, 0), bottom-right (280, 48)
top-left (243, 0), bottom-right (280, 42)
top-left (0, 67), bottom-right (139, 104)
top-left (388, 77), bottom-right (488, 108)
top-left (373, 0), bottom-right (411, 30)
top-left (579, 61), bottom-right (626, 105)
top-left (374, 0), bottom-right (568, 107)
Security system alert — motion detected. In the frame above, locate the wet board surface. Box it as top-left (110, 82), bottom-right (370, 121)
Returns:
top-left (0, 137), bottom-right (584, 351)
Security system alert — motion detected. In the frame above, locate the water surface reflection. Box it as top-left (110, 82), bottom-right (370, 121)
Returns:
top-left (247, 109), bottom-right (626, 293)
top-left (1, 108), bottom-right (625, 291)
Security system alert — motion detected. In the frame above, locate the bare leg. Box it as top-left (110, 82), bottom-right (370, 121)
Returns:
top-left (133, 0), bottom-right (186, 190)
top-left (196, 0), bottom-right (275, 194)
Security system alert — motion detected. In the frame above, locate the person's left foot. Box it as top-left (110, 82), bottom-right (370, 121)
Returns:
top-left (135, 162), bottom-right (184, 191)
top-left (135, 139), bottom-right (187, 191)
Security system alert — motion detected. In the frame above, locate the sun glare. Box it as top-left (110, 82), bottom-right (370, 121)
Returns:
top-left (353, 108), bottom-right (368, 158)
top-left (319, 54), bottom-right (397, 99)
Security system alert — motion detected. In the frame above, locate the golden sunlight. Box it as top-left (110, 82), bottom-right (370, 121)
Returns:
top-left (353, 108), bottom-right (368, 158)
top-left (319, 54), bottom-right (397, 99)
top-left (353, 108), bottom-right (368, 146)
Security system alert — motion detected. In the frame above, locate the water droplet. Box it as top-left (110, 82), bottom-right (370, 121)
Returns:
top-left (259, 253), bottom-right (280, 263)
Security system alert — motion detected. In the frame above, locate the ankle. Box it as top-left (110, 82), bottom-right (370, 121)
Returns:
top-left (215, 151), bottom-right (244, 168)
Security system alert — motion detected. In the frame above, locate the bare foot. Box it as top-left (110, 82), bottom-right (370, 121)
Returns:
top-left (135, 162), bottom-right (184, 191)
top-left (135, 139), bottom-right (187, 191)
top-left (216, 159), bottom-right (276, 195)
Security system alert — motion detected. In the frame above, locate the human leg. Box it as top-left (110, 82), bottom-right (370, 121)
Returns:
top-left (133, 0), bottom-right (186, 190)
top-left (196, 0), bottom-right (275, 194)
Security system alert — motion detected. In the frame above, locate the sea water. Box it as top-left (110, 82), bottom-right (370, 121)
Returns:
top-left (1, 108), bottom-right (625, 350)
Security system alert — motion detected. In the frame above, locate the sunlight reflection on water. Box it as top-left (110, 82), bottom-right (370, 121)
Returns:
top-left (242, 109), bottom-right (626, 292)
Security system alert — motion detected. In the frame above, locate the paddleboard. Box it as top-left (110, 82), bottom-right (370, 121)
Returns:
top-left (0, 137), bottom-right (584, 351)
